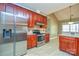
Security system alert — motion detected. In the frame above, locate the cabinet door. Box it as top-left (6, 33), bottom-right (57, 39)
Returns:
top-left (59, 36), bottom-right (62, 49)
top-left (35, 13), bottom-right (39, 23)
top-left (0, 3), bottom-right (5, 11)
top-left (62, 38), bottom-right (67, 51)
top-left (27, 35), bottom-right (37, 49)
top-left (59, 36), bottom-right (65, 50)
top-left (45, 33), bottom-right (49, 43)
top-left (6, 4), bottom-right (14, 14)
top-left (13, 5), bottom-right (18, 15)
top-left (40, 15), bottom-right (43, 22)
top-left (36, 14), bottom-right (41, 22)
top-left (59, 36), bottom-right (67, 51)
top-left (28, 11), bottom-right (35, 28)
top-left (28, 11), bottom-right (32, 28)
top-left (43, 17), bottom-right (47, 28)
top-left (23, 9), bottom-right (30, 22)
top-left (14, 5), bottom-right (24, 16)
top-left (76, 38), bottom-right (79, 55)
top-left (31, 35), bottom-right (37, 47)
top-left (64, 37), bottom-right (69, 52)
top-left (68, 37), bottom-right (76, 55)
top-left (32, 13), bottom-right (36, 27)
top-left (27, 35), bottom-right (32, 49)
top-left (18, 7), bottom-right (24, 17)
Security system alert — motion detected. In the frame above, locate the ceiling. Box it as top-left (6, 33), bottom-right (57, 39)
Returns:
top-left (54, 4), bottom-right (79, 21)
top-left (15, 3), bottom-right (76, 15)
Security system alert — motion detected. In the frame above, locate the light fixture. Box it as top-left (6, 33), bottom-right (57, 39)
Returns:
top-left (68, 6), bottom-right (74, 24)
top-left (68, 22), bottom-right (74, 24)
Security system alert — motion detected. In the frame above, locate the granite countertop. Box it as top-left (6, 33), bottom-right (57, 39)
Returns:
top-left (60, 33), bottom-right (79, 38)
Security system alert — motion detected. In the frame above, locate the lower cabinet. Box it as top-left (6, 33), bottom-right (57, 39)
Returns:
top-left (59, 36), bottom-right (66, 51)
top-left (59, 36), bottom-right (79, 55)
top-left (27, 35), bottom-right (37, 49)
top-left (44, 33), bottom-right (50, 43)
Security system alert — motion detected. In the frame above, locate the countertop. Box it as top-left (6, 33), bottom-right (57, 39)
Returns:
top-left (59, 33), bottom-right (79, 38)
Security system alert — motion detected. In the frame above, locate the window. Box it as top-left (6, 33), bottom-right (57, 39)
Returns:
top-left (62, 25), bottom-right (70, 32)
top-left (70, 24), bottom-right (76, 32)
top-left (75, 24), bottom-right (79, 32)
top-left (62, 23), bottom-right (79, 33)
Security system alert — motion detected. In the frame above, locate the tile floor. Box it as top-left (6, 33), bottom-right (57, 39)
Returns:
top-left (25, 37), bottom-right (72, 56)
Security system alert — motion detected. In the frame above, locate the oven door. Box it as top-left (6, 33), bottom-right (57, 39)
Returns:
top-left (38, 35), bottom-right (44, 42)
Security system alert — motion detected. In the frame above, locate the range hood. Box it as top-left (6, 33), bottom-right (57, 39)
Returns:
top-left (36, 22), bottom-right (44, 26)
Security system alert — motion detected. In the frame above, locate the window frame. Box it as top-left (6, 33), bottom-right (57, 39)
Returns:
top-left (62, 23), bottom-right (79, 33)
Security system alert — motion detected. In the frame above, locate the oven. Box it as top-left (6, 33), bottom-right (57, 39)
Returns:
top-left (37, 34), bottom-right (45, 47)
top-left (33, 30), bottom-right (45, 47)
top-left (37, 35), bottom-right (44, 42)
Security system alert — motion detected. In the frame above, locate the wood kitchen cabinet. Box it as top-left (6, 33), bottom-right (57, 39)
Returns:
top-left (0, 3), bottom-right (47, 28)
top-left (36, 14), bottom-right (41, 22)
top-left (44, 33), bottom-right (50, 43)
top-left (27, 11), bottom-right (36, 28)
top-left (35, 14), bottom-right (47, 28)
top-left (27, 35), bottom-right (37, 49)
top-left (13, 5), bottom-right (18, 15)
top-left (6, 3), bottom-right (14, 14)
top-left (76, 38), bottom-right (79, 55)
top-left (14, 5), bottom-right (24, 16)
top-left (0, 3), bottom-right (5, 12)
top-left (40, 15), bottom-right (43, 22)
top-left (17, 7), bottom-right (24, 17)
top-left (23, 9), bottom-right (30, 21)
top-left (67, 37), bottom-right (77, 54)
top-left (59, 36), bottom-right (79, 55)
top-left (43, 16), bottom-right (47, 28)
top-left (36, 15), bottom-right (44, 23)
top-left (59, 36), bottom-right (66, 51)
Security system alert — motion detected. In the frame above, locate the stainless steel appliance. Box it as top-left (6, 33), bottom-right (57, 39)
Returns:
top-left (37, 34), bottom-right (45, 47)
top-left (15, 16), bottom-right (27, 56)
top-left (0, 12), bottom-right (27, 56)
top-left (33, 30), bottom-right (45, 47)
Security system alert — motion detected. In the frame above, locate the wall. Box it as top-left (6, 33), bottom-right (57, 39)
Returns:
top-left (47, 14), bottom-right (59, 39)
top-left (54, 4), bottom-right (79, 34)
top-left (47, 4), bottom-right (79, 39)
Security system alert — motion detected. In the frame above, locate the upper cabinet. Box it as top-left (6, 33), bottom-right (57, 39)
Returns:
top-left (27, 12), bottom-right (47, 28)
top-left (13, 5), bottom-right (28, 25)
top-left (23, 9), bottom-right (30, 25)
top-left (17, 7), bottom-right (24, 17)
top-left (37, 14), bottom-right (41, 22)
top-left (36, 14), bottom-right (43, 22)
top-left (35, 14), bottom-right (47, 28)
top-left (27, 11), bottom-right (36, 28)
top-left (23, 9), bottom-right (30, 20)
top-left (0, 3), bottom-right (47, 28)
top-left (43, 16), bottom-right (47, 28)
top-left (6, 3), bottom-right (14, 14)
top-left (14, 5), bottom-right (24, 17)
top-left (0, 3), bottom-right (5, 12)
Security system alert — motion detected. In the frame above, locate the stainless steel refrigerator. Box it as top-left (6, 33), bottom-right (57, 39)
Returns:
top-left (0, 11), bottom-right (27, 56)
